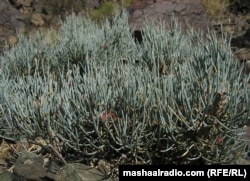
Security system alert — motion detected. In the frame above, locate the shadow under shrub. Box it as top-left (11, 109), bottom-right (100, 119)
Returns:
top-left (0, 10), bottom-right (249, 170)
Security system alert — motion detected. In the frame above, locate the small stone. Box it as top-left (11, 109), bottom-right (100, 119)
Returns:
top-left (223, 24), bottom-right (235, 34)
top-left (72, 163), bottom-right (113, 181)
top-left (11, 0), bottom-right (32, 6)
top-left (244, 60), bottom-right (250, 75)
top-left (13, 151), bottom-right (47, 180)
top-left (0, 1), bottom-right (9, 12)
top-left (84, 0), bottom-right (100, 9)
top-left (56, 164), bottom-right (82, 181)
top-left (21, 0), bottom-right (32, 7)
top-left (133, 10), bottom-right (143, 17)
top-left (20, 6), bottom-right (33, 15)
top-left (31, 13), bottom-right (45, 26)
top-left (235, 48), bottom-right (250, 60)
top-left (190, 9), bottom-right (203, 15)
top-left (174, 4), bottom-right (186, 13)
top-left (8, 35), bottom-right (18, 47)
top-left (10, 16), bottom-right (25, 29)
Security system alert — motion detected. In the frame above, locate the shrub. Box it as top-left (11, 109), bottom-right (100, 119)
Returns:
top-left (0, 10), bottom-right (249, 174)
top-left (201, 0), bottom-right (231, 18)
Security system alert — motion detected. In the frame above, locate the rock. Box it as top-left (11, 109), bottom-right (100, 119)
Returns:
top-left (10, 16), bottom-right (25, 29)
top-left (75, 163), bottom-right (115, 181)
top-left (21, 0), bottom-right (32, 7)
top-left (31, 13), bottom-right (45, 26)
top-left (7, 35), bottom-right (18, 47)
top-left (0, 0), bottom-right (9, 12)
top-left (9, 0), bottom-right (32, 7)
top-left (128, 0), bottom-right (210, 32)
top-left (234, 48), bottom-right (250, 75)
top-left (56, 163), bottom-right (114, 181)
top-left (5, 151), bottom-right (115, 181)
top-left (235, 48), bottom-right (250, 61)
top-left (231, 27), bottom-right (250, 48)
top-left (245, 60), bottom-right (250, 75)
top-left (223, 24), bottom-right (235, 35)
top-left (132, 9), bottom-right (143, 18)
top-left (9, 0), bottom-right (33, 14)
top-left (174, 4), bottom-right (186, 13)
top-left (32, 3), bottom-right (44, 13)
top-left (13, 151), bottom-right (47, 180)
top-left (84, 0), bottom-right (100, 9)
top-left (20, 6), bottom-right (33, 15)
top-left (56, 164), bottom-right (82, 181)
top-left (0, 13), bottom-right (9, 25)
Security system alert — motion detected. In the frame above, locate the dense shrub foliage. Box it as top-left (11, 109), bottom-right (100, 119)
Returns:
top-left (0, 11), bottom-right (249, 169)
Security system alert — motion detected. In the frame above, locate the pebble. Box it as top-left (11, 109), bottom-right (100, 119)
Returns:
top-left (31, 13), bottom-right (45, 26)
top-left (7, 35), bottom-right (18, 47)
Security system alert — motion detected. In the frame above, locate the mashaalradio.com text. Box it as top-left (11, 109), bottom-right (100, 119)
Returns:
top-left (122, 169), bottom-right (204, 177)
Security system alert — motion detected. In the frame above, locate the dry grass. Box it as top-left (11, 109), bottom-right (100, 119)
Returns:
top-left (88, 0), bottom-right (137, 21)
top-left (89, 1), bottom-right (118, 21)
top-left (201, 0), bottom-right (232, 18)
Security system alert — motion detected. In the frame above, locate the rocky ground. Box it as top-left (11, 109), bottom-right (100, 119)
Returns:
top-left (1, 0), bottom-right (250, 71)
top-left (127, 0), bottom-right (250, 74)
top-left (0, 0), bottom-right (250, 180)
